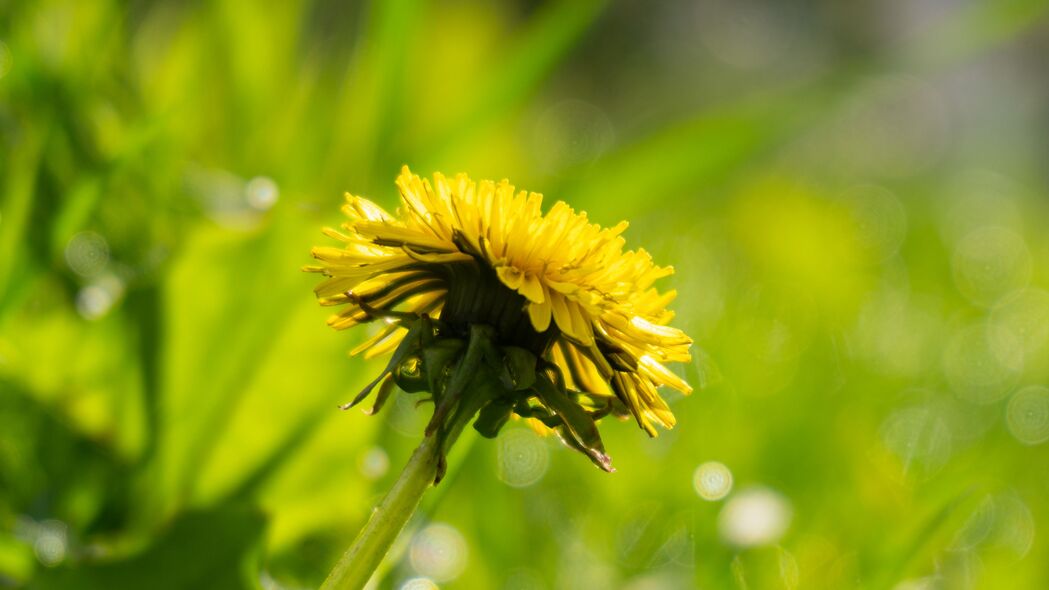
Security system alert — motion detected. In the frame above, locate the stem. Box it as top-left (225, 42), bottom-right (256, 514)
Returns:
top-left (322, 336), bottom-right (502, 589)
top-left (322, 402), bottom-right (477, 590)
top-left (320, 434), bottom-right (441, 590)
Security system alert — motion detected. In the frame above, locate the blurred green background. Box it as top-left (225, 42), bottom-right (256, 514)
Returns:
top-left (2, 0), bottom-right (1049, 588)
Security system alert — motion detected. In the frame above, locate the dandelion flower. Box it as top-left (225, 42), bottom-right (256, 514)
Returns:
top-left (305, 166), bottom-right (692, 474)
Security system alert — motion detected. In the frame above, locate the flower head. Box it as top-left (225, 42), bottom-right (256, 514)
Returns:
top-left (306, 166), bottom-right (692, 474)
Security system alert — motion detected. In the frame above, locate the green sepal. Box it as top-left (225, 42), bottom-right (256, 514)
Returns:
top-left (513, 400), bottom-right (561, 428)
top-left (533, 375), bottom-right (614, 472)
top-left (426, 324), bottom-right (494, 437)
top-left (419, 314), bottom-right (436, 346)
top-left (500, 346), bottom-right (537, 391)
top-left (341, 320), bottom-right (423, 410)
top-left (364, 374), bottom-right (398, 415)
top-left (434, 364), bottom-right (503, 483)
top-left (552, 423), bottom-right (597, 463)
top-left (420, 338), bottom-right (465, 396)
top-left (394, 354), bottom-right (428, 393)
top-left (473, 397), bottom-right (515, 438)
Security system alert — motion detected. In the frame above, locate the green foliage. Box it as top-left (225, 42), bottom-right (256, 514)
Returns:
top-left (29, 506), bottom-right (266, 590)
top-left (2, 0), bottom-right (1049, 588)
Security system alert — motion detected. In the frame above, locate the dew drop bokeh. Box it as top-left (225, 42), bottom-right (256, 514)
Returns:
top-left (497, 427), bottom-right (550, 488)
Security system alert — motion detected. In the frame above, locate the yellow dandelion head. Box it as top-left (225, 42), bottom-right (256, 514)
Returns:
top-left (306, 166), bottom-right (693, 473)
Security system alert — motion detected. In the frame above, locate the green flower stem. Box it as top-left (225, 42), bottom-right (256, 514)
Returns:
top-left (321, 418), bottom-right (472, 590)
top-left (320, 434), bottom-right (440, 590)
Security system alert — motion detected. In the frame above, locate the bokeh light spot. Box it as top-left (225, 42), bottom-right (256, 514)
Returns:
top-left (399, 577), bottom-right (439, 590)
top-left (953, 492), bottom-right (1035, 561)
top-left (841, 184), bottom-right (908, 260)
top-left (65, 231), bottom-right (110, 277)
top-left (75, 275), bottom-right (125, 320)
top-left (990, 288), bottom-right (1049, 367)
top-left (953, 494), bottom-right (998, 550)
top-left (497, 427), bottom-right (549, 488)
top-left (409, 523), bottom-right (467, 582)
top-left (855, 290), bottom-right (942, 378)
top-left (718, 488), bottom-right (792, 547)
top-left (1006, 386), bottom-right (1049, 445)
top-left (76, 285), bottom-right (113, 320)
top-left (693, 461), bottom-right (733, 501)
top-left (992, 495), bottom-right (1035, 559)
top-left (880, 406), bottom-right (952, 477)
top-left (32, 520), bottom-right (68, 567)
top-left (952, 227), bottom-right (1031, 306)
top-left (359, 446), bottom-right (389, 480)
top-left (556, 540), bottom-right (615, 588)
top-left (246, 176), bottom-right (279, 210)
top-left (943, 322), bottom-right (1021, 404)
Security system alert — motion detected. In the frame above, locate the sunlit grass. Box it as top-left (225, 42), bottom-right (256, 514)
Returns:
top-left (2, 0), bottom-right (1048, 588)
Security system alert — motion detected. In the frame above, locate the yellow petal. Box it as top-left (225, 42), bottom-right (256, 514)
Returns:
top-left (567, 299), bottom-right (595, 347)
top-left (345, 194), bottom-right (393, 222)
top-left (527, 298), bottom-right (552, 332)
top-left (496, 265), bottom-right (524, 290)
top-left (549, 293), bottom-right (575, 339)
top-left (519, 272), bottom-right (545, 304)
top-left (401, 247), bottom-right (472, 264)
top-left (351, 323), bottom-right (401, 356)
top-left (544, 279), bottom-right (579, 295)
top-left (639, 354), bottom-right (692, 394)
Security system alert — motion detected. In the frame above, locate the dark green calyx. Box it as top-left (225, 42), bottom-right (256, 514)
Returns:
top-left (439, 260), bottom-right (558, 355)
top-left (341, 308), bottom-right (614, 482)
